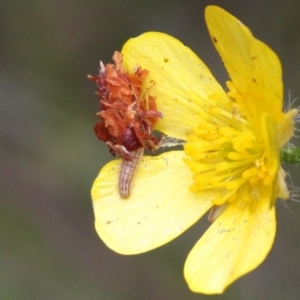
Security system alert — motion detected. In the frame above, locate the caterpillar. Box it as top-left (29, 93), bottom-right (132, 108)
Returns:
top-left (119, 148), bottom-right (144, 198)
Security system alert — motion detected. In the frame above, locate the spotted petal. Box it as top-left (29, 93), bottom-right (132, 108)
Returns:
top-left (92, 151), bottom-right (213, 254)
top-left (184, 199), bottom-right (276, 294)
top-left (122, 32), bottom-right (227, 140)
top-left (205, 6), bottom-right (283, 121)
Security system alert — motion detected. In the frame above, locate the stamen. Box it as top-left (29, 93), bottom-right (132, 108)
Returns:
top-left (184, 87), bottom-right (278, 207)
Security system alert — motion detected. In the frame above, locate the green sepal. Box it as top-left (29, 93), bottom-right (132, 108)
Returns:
top-left (280, 144), bottom-right (300, 164)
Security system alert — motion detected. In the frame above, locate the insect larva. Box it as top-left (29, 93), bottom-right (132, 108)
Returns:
top-left (119, 147), bottom-right (144, 198)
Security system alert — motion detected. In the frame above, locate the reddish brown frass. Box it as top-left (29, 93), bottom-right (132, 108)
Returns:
top-left (88, 52), bottom-right (162, 198)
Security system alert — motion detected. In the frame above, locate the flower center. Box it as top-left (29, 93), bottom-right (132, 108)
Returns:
top-left (183, 90), bottom-right (278, 206)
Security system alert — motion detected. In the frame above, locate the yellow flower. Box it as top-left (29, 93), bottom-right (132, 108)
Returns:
top-left (91, 6), bottom-right (298, 294)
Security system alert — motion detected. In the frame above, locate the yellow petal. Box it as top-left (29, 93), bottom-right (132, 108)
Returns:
top-left (122, 32), bottom-right (226, 140)
top-left (92, 151), bottom-right (213, 254)
top-left (205, 6), bottom-right (283, 119)
top-left (184, 199), bottom-right (276, 294)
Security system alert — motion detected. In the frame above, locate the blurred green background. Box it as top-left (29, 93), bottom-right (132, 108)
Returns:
top-left (1, 0), bottom-right (300, 299)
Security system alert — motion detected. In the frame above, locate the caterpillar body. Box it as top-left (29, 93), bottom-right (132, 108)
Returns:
top-left (119, 148), bottom-right (144, 198)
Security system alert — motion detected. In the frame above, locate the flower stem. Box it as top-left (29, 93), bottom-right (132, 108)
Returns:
top-left (281, 144), bottom-right (300, 164)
